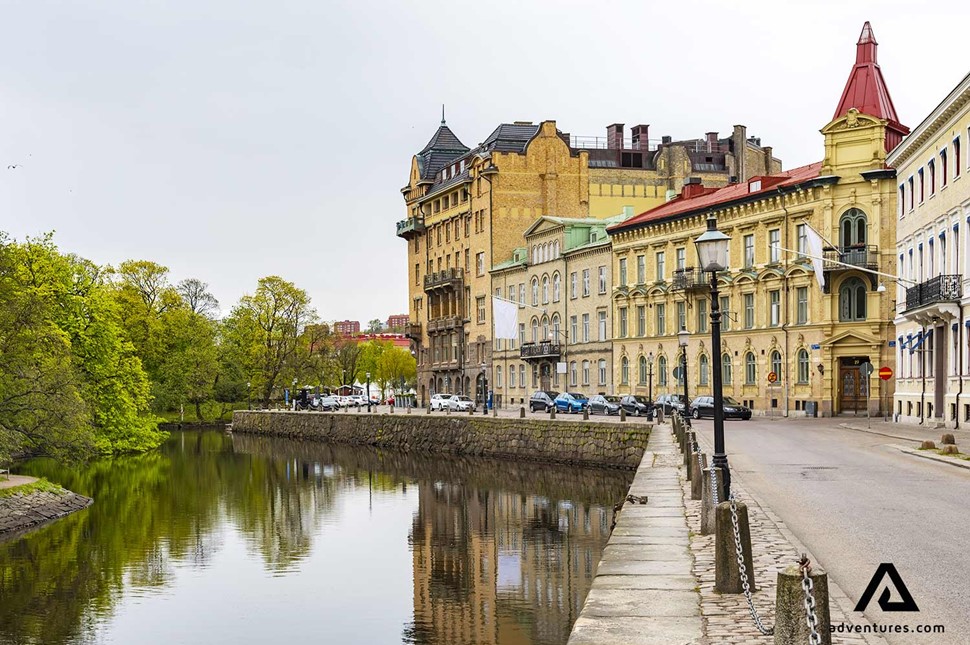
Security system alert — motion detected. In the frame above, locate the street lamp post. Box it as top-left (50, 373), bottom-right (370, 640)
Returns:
top-left (678, 327), bottom-right (690, 419)
top-left (647, 352), bottom-right (654, 403)
top-left (366, 372), bottom-right (371, 412)
top-left (247, 381), bottom-right (251, 410)
top-left (341, 370), bottom-right (346, 396)
top-left (292, 377), bottom-right (298, 410)
top-left (694, 217), bottom-right (732, 499)
top-left (480, 362), bottom-right (488, 415)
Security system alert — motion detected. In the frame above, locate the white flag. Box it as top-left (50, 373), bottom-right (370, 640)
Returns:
top-left (493, 297), bottom-right (518, 339)
top-left (805, 224), bottom-right (826, 291)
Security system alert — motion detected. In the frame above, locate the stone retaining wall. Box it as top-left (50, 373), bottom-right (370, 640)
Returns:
top-left (231, 411), bottom-right (651, 469)
top-left (0, 487), bottom-right (92, 539)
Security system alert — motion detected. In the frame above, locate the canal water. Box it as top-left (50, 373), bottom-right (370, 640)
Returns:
top-left (0, 430), bottom-right (632, 645)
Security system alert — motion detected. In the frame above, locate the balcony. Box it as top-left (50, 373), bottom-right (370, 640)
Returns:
top-left (396, 217), bottom-right (426, 239)
top-left (405, 323), bottom-right (422, 341)
top-left (424, 268), bottom-right (464, 292)
top-left (427, 316), bottom-right (463, 333)
top-left (905, 275), bottom-right (962, 313)
top-left (520, 342), bottom-right (562, 361)
top-left (671, 268), bottom-right (711, 291)
top-left (822, 245), bottom-right (879, 272)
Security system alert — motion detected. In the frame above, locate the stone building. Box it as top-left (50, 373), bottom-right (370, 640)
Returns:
top-left (889, 70), bottom-right (970, 427)
top-left (607, 23), bottom-right (907, 418)
top-left (398, 116), bottom-right (779, 406)
top-left (490, 211), bottom-right (632, 407)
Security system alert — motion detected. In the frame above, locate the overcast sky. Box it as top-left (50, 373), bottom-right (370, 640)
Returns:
top-left (2, 0), bottom-right (967, 323)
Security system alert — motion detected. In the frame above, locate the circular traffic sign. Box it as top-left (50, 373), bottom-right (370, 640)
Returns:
top-left (862, 362), bottom-right (874, 376)
top-left (767, 371), bottom-right (778, 384)
top-left (672, 366), bottom-right (683, 380)
top-left (878, 366), bottom-right (893, 381)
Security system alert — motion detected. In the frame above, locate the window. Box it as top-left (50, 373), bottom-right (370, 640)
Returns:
top-left (656, 252), bottom-right (666, 281)
top-left (908, 176), bottom-right (914, 210)
top-left (552, 314), bottom-right (561, 340)
top-left (619, 308), bottom-right (628, 338)
top-left (676, 247), bottom-right (686, 271)
top-left (796, 287), bottom-right (808, 324)
top-left (720, 296), bottom-right (730, 331)
top-left (840, 209), bottom-right (868, 248)
top-left (744, 293), bottom-right (754, 329)
top-left (531, 318), bottom-right (539, 343)
top-left (770, 351), bottom-right (782, 381)
top-left (621, 357), bottom-right (629, 385)
top-left (582, 313), bottom-right (590, 342)
top-left (839, 277), bottom-right (867, 321)
top-left (745, 352), bottom-right (757, 384)
top-left (582, 360), bottom-right (590, 385)
top-left (658, 356), bottom-right (668, 386)
top-left (568, 361), bottom-right (576, 386)
top-left (570, 316), bottom-right (578, 343)
top-left (570, 272), bottom-right (577, 298)
top-left (656, 304), bottom-right (666, 335)
top-left (797, 349), bottom-right (809, 384)
top-left (929, 158), bottom-right (936, 195)
top-left (769, 229), bottom-right (780, 263)
top-left (699, 354), bottom-right (709, 386)
top-left (769, 290), bottom-right (780, 326)
top-left (618, 258), bottom-right (628, 286)
top-left (638, 356), bottom-right (648, 384)
top-left (898, 185), bottom-right (905, 218)
top-left (415, 263), bottom-right (420, 285)
top-left (520, 365), bottom-right (525, 389)
top-left (598, 266), bottom-right (607, 293)
top-left (531, 278), bottom-right (539, 306)
top-left (598, 311), bottom-right (607, 341)
top-left (954, 137), bottom-right (962, 178)
top-left (722, 353), bottom-right (732, 384)
top-left (636, 255), bottom-right (645, 283)
top-left (477, 296), bottom-right (486, 323)
top-left (941, 149), bottom-right (948, 188)
top-left (697, 299), bottom-right (708, 333)
top-left (553, 273), bottom-right (561, 301)
top-left (582, 269), bottom-right (590, 297)
top-left (532, 365), bottom-right (538, 388)
top-left (744, 234), bottom-right (755, 268)
top-left (510, 364), bottom-right (516, 388)
top-left (636, 305), bottom-right (646, 337)
top-left (518, 323), bottom-right (525, 346)
top-left (795, 224), bottom-right (807, 258)
top-left (542, 316), bottom-right (549, 341)
top-left (496, 365), bottom-right (503, 388)
top-left (677, 301), bottom-right (686, 332)
top-left (598, 359), bottom-right (607, 385)
top-left (541, 276), bottom-right (549, 304)
top-left (918, 167), bottom-right (925, 203)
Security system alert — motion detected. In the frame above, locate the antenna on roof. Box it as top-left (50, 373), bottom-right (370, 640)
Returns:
top-left (441, 104), bottom-right (446, 125)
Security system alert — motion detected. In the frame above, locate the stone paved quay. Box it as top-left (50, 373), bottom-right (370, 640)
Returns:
top-left (0, 480), bottom-right (92, 539)
top-left (567, 424), bottom-right (703, 645)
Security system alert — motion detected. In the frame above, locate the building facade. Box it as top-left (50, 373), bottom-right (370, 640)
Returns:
top-left (333, 320), bottom-right (360, 336)
top-left (399, 117), bottom-right (779, 406)
top-left (889, 71), bottom-right (970, 427)
top-left (608, 23), bottom-right (906, 418)
top-left (386, 314), bottom-right (409, 331)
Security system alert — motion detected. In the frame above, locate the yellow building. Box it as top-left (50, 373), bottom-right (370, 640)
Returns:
top-left (889, 70), bottom-right (970, 427)
top-left (399, 117), bottom-right (779, 405)
top-left (607, 22), bottom-right (907, 418)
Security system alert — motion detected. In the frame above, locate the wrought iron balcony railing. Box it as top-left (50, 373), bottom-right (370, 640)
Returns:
top-left (520, 342), bottom-right (561, 360)
top-left (426, 316), bottom-right (463, 333)
top-left (905, 275), bottom-right (962, 311)
top-left (822, 245), bottom-right (879, 271)
top-left (671, 267), bottom-right (710, 291)
top-left (424, 268), bottom-right (464, 291)
top-left (405, 323), bottom-right (422, 340)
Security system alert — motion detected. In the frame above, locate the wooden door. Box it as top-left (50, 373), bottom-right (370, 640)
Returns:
top-left (839, 365), bottom-right (867, 413)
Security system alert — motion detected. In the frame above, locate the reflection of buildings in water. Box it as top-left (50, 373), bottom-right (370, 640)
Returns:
top-left (409, 481), bottom-right (611, 645)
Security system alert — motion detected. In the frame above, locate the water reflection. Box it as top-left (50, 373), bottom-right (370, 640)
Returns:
top-left (0, 431), bottom-right (631, 645)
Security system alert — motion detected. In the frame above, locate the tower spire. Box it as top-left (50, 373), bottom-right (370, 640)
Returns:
top-left (441, 104), bottom-right (446, 125)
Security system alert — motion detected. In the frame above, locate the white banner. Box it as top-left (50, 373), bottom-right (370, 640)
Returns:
top-left (493, 297), bottom-right (518, 339)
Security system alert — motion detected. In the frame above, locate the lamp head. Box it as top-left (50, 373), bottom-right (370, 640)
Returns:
top-left (678, 326), bottom-right (690, 348)
top-left (694, 218), bottom-right (731, 272)
top-left (876, 282), bottom-right (886, 292)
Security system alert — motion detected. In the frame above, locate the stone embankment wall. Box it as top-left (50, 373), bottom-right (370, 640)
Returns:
top-left (231, 411), bottom-right (651, 469)
top-left (0, 487), bottom-right (92, 539)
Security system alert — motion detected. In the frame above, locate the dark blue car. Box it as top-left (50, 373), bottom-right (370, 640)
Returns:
top-left (554, 392), bottom-right (589, 414)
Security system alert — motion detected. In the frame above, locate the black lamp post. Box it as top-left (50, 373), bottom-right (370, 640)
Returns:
top-left (366, 372), bottom-right (371, 412)
top-left (647, 352), bottom-right (654, 403)
top-left (678, 327), bottom-right (690, 417)
top-left (247, 381), bottom-right (251, 410)
top-left (480, 362), bottom-right (488, 415)
top-left (694, 217), bottom-right (732, 499)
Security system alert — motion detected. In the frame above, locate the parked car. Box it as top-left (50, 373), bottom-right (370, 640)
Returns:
top-left (688, 395), bottom-right (752, 420)
top-left (619, 395), bottom-right (653, 417)
top-left (554, 392), bottom-right (589, 414)
top-left (588, 394), bottom-right (621, 415)
top-left (319, 396), bottom-right (341, 411)
top-left (348, 395), bottom-right (368, 407)
top-left (448, 395), bottom-right (475, 412)
top-left (529, 390), bottom-right (560, 413)
top-left (654, 393), bottom-right (688, 416)
top-left (430, 393), bottom-right (451, 411)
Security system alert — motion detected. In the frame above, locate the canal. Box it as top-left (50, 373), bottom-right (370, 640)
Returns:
top-left (0, 430), bottom-right (633, 645)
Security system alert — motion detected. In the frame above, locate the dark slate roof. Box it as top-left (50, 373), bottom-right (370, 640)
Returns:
top-left (417, 124), bottom-right (469, 181)
top-left (419, 124), bottom-right (468, 156)
top-left (480, 123), bottom-right (540, 153)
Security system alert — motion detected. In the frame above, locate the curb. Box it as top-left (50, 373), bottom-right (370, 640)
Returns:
top-left (891, 444), bottom-right (970, 471)
top-left (837, 422), bottom-right (925, 444)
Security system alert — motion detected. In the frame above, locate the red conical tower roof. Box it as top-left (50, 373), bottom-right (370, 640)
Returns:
top-left (832, 22), bottom-right (909, 150)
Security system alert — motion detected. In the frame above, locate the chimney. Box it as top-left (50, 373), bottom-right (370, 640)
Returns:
top-left (631, 124), bottom-right (650, 150)
top-left (706, 131), bottom-right (718, 152)
top-left (681, 177), bottom-right (705, 199)
top-left (762, 146), bottom-right (773, 173)
top-left (607, 123), bottom-right (625, 150)
top-left (661, 135), bottom-right (672, 145)
top-left (733, 125), bottom-right (747, 180)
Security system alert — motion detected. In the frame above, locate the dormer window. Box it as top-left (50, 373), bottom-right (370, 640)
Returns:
top-left (749, 180), bottom-right (762, 193)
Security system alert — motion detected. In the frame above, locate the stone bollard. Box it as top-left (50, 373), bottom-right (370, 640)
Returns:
top-left (446, 406), bottom-right (451, 415)
top-left (406, 406), bottom-right (411, 414)
top-left (389, 404), bottom-right (394, 414)
top-left (700, 467), bottom-right (724, 536)
top-left (519, 407), bottom-right (526, 419)
top-left (469, 407), bottom-right (473, 416)
top-left (583, 408), bottom-right (589, 420)
top-left (715, 500), bottom-right (756, 593)
top-left (620, 409), bottom-right (626, 422)
top-left (493, 407), bottom-right (497, 417)
top-left (774, 564), bottom-right (832, 645)
top-left (426, 406), bottom-right (431, 415)
top-left (941, 433), bottom-right (956, 445)
top-left (657, 408), bottom-right (664, 425)
top-left (691, 452), bottom-right (707, 500)
top-left (684, 431), bottom-right (695, 479)
top-left (550, 407), bottom-right (556, 419)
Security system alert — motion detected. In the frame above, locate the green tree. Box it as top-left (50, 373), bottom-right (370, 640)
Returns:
top-left (366, 318), bottom-right (383, 333)
top-left (377, 346), bottom-right (417, 397)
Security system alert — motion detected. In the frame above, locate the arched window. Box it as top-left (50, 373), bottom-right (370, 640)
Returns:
top-left (658, 356), bottom-right (668, 386)
top-left (797, 349), bottom-right (810, 384)
top-left (770, 351), bottom-right (782, 382)
top-left (531, 318), bottom-right (539, 343)
top-left (496, 365), bottom-right (503, 388)
top-left (541, 315), bottom-right (549, 341)
top-left (541, 276), bottom-right (549, 304)
top-left (839, 208), bottom-right (868, 248)
top-left (639, 355), bottom-right (647, 384)
top-left (699, 354), bottom-right (709, 386)
top-left (570, 361), bottom-right (578, 386)
top-left (531, 278), bottom-right (539, 306)
top-left (839, 277), bottom-right (867, 321)
top-left (745, 352), bottom-right (757, 384)
top-left (532, 246), bottom-right (538, 265)
top-left (552, 314), bottom-right (561, 340)
top-left (553, 240), bottom-right (560, 258)
top-left (553, 273), bottom-right (561, 302)
top-left (722, 353), bottom-right (732, 384)
top-left (621, 357), bottom-right (630, 385)
top-left (582, 360), bottom-right (590, 385)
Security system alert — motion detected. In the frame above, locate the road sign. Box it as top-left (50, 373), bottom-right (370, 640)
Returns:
top-left (767, 371), bottom-right (778, 384)
top-left (879, 366), bottom-right (893, 381)
top-left (811, 343), bottom-right (821, 350)
top-left (672, 366), bottom-right (683, 380)
top-left (862, 362), bottom-right (874, 376)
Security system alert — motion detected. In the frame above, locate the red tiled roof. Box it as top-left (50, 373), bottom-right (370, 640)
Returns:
top-left (609, 161), bottom-right (824, 233)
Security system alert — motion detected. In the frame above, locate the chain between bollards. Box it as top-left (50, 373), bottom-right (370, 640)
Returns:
top-left (799, 554), bottom-right (822, 645)
top-left (729, 492), bottom-right (774, 636)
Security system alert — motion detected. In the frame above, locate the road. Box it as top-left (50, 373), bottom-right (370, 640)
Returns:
top-left (691, 416), bottom-right (970, 644)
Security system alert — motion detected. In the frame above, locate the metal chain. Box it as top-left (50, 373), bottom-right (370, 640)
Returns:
top-left (729, 493), bottom-right (774, 636)
top-left (799, 554), bottom-right (822, 645)
top-left (710, 464), bottom-right (720, 506)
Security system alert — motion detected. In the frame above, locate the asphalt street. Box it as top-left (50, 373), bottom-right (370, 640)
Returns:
top-left (691, 416), bottom-right (970, 645)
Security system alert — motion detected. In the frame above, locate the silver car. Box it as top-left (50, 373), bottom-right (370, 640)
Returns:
top-left (448, 395), bottom-right (475, 412)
